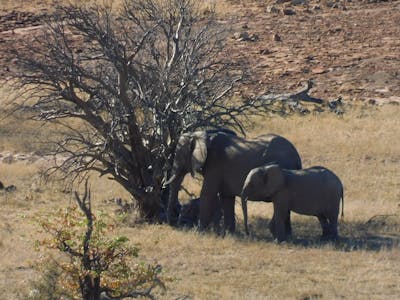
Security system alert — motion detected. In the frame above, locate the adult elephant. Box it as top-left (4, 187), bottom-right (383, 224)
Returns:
top-left (165, 129), bottom-right (302, 233)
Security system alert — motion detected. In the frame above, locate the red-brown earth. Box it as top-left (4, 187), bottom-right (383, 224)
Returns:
top-left (1, 0), bottom-right (400, 106)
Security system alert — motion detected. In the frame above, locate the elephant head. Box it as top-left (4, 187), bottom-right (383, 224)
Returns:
top-left (165, 131), bottom-right (208, 225)
top-left (241, 164), bottom-right (285, 235)
top-left (165, 129), bottom-right (236, 226)
top-left (166, 131), bottom-right (207, 180)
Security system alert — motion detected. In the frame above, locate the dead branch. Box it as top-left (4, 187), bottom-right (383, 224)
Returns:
top-left (365, 214), bottom-right (398, 225)
top-left (258, 79), bottom-right (344, 114)
top-left (9, 0), bottom-right (318, 220)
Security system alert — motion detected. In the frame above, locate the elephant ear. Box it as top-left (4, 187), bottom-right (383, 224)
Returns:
top-left (190, 132), bottom-right (208, 177)
top-left (264, 164), bottom-right (285, 198)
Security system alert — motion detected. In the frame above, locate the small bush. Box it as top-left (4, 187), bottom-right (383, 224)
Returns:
top-left (26, 261), bottom-right (71, 300)
top-left (32, 182), bottom-right (166, 300)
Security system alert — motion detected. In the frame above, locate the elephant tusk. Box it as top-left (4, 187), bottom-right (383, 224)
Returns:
top-left (163, 174), bottom-right (177, 187)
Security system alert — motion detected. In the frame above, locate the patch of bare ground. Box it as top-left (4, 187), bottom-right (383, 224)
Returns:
top-left (224, 0), bottom-right (400, 105)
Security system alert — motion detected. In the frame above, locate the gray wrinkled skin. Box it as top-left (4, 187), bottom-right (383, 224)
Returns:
top-left (241, 164), bottom-right (344, 242)
top-left (167, 129), bottom-right (302, 234)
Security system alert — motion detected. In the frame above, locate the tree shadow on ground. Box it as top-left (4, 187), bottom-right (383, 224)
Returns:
top-left (244, 214), bottom-right (400, 252)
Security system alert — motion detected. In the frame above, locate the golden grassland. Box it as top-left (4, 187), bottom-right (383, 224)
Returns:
top-left (1, 0), bottom-right (399, 298)
top-left (1, 101), bottom-right (399, 299)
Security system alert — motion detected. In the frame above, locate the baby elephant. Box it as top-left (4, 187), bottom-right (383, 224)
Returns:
top-left (241, 164), bottom-right (344, 242)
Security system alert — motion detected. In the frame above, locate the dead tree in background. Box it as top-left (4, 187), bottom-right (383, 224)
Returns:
top-left (10, 0), bottom-right (267, 220)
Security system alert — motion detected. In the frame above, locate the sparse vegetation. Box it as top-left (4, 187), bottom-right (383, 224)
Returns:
top-left (32, 181), bottom-right (166, 300)
top-left (1, 106), bottom-right (399, 299)
top-left (0, 0), bottom-right (399, 299)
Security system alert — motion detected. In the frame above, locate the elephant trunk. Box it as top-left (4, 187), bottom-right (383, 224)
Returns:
top-left (166, 173), bottom-right (185, 226)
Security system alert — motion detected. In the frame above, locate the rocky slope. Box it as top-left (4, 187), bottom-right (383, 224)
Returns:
top-left (1, 0), bottom-right (399, 105)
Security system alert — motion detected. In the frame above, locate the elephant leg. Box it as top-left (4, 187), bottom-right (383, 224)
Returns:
top-left (317, 215), bottom-right (330, 239)
top-left (222, 196), bottom-right (236, 234)
top-left (269, 217), bottom-right (276, 238)
top-left (198, 177), bottom-right (220, 231)
top-left (199, 195), bottom-right (219, 231)
top-left (273, 201), bottom-right (289, 242)
top-left (212, 196), bottom-right (223, 234)
top-left (327, 213), bottom-right (339, 241)
top-left (270, 210), bottom-right (291, 238)
top-left (285, 210), bottom-right (292, 237)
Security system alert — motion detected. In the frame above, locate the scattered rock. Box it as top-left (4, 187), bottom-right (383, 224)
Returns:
top-left (326, 1), bottom-right (341, 8)
top-left (291, 0), bottom-right (308, 5)
top-left (233, 31), bottom-right (247, 40)
top-left (266, 6), bottom-right (280, 14)
top-left (311, 67), bottom-right (327, 74)
top-left (375, 87), bottom-right (390, 93)
top-left (326, 1), bottom-right (336, 8)
top-left (328, 97), bottom-right (344, 114)
top-left (5, 185), bottom-right (17, 192)
top-left (233, 31), bottom-right (259, 42)
top-left (283, 8), bottom-right (296, 16)
top-left (14, 153), bottom-right (30, 161)
top-left (369, 99), bottom-right (378, 105)
top-left (249, 33), bottom-right (259, 42)
top-left (0, 181), bottom-right (17, 192)
top-left (3, 155), bottom-right (14, 164)
top-left (0, 10), bottom-right (48, 32)
top-left (328, 97), bottom-right (343, 109)
top-left (368, 96), bottom-right (400, 106)
top-left (259, 48), bottom-right (272, 55)
top-left (272, 33), bottom-right (282, 42)
top-left (328, 27), bottom-right (343, 35)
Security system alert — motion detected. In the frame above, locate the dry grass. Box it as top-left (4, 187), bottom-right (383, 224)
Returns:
top-left (1, 104), bottom-right (399, 299)
top-left (1, 0), bottom-right (399, 298)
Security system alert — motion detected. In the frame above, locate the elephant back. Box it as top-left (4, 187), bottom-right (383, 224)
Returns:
top-left (259, 134), bottom-right (302, 170)
top-left (209, 133), bottom-right (301, 197)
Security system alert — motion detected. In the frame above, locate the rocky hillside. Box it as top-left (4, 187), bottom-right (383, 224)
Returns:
top-left (1, 0), bottom-right (399, 105)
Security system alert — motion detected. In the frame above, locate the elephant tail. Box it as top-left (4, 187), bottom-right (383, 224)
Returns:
top-left (298, 160), bottom-right (302, 170)
top-left (340, 189), bottom-right (344, 219)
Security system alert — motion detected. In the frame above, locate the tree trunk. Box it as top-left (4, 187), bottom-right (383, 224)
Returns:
top-left (81, 275), bottom-right (101, 300)
top-left (136, 192), bottom-right (162, 222)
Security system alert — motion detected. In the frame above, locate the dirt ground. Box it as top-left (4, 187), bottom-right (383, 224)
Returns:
top-left (1, 0), bottom-right (400, 105)
top-left (223, 0), bottom-right (400, 104)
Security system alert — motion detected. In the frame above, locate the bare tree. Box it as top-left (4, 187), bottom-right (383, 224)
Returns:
top-left (10, 0), bottom-right (263, 220)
